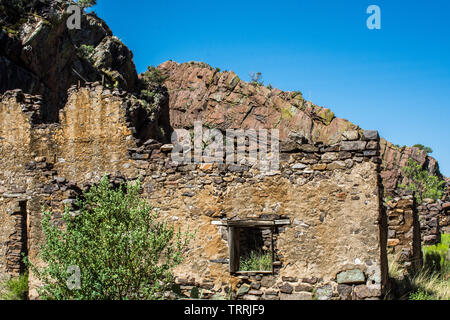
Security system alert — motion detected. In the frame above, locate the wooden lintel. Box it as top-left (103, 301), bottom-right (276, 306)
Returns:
top-left (211, 219), bottom-right (291, 227)
top-left (227, 220), bottom-right (275, 227)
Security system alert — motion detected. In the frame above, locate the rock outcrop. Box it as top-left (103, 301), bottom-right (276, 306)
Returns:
top-left (379, 139), bottom-right (442, 194)
top-left (0, 0), bottom-right (138, 121)
top-left (158, 61), bottom-right (358, 145)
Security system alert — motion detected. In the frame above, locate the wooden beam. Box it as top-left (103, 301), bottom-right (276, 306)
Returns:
top-left (227, 220), bottom-right (275, 227)
top-left (228, 226), bottom-right (240, 273)
top-left (212, 219), bottom-right (291, 226)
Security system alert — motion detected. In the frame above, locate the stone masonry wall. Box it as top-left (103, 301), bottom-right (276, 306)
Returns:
top-left (143, 129), bottom-right (387, 300)
top-left (0, 85), bottom-right (388, 300)
top-left (418, 200), bottom-right (442, 246)
top-left (385, 192), bottom-right (422, 271)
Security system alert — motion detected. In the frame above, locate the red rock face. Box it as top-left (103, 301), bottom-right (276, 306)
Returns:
top-left (379, 139), bottom-right (442, 194)
top-left (158, 61), bottom-right (357, 145)
top-left (158, 61), bottom-right (443, 194)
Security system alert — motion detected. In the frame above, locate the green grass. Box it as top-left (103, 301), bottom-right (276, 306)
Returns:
top-left (239, 251), bottom-right (272, 272)
top-left (0, 272), bottom-right (28, 300)
top-left (388, 234), bottom-right (449, 300)
top-left (422, 234), bottom-right (450, 273)
top-left (409, 289), bottom-right (435, 300)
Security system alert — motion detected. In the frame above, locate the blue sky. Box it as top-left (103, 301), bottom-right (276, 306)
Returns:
top-left (92, 0), bottom-right (450, 176)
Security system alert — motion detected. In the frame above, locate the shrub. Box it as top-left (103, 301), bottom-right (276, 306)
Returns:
top-left (142, 66), bottom-right (167, 87)
top-left (239, 251), bottom-right (272, 271)
top-left (413, 144), bottom-right (433, 154)
top-left (249, 72), bottom-right (263, 86)
top-left (291, 91), bottom-right (303, 99)
top-left (77, 0), bottom-right (97, 9)
top-left (78, 44), bottom-right (95, 63)
top-left (0, 272), bottom-right (28, 300)
top-left (399, 159), bottom-right (445, 203)
top-left (27, 176), bottom-right (192, 300)
top-left (139, 66), bottom-right (168, 112)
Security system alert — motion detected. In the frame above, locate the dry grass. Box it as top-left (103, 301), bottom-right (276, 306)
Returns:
top-left (410, 270), bottom-right (450, 300)
top-left (387, 234), bottom-right (450, 300)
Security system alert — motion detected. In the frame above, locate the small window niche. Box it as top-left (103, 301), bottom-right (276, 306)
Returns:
top-left (227, 220), bottom-right (278, 274)
top-left (211, 218), bottom-right (290, 274)
top-left (238, 227), bottom-right (273, 272)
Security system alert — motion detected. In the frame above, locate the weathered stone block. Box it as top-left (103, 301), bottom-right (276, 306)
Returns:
top-left (336, 269), bottom-right (365, 284)
top-left (280, 141), bottom-right (298, 152)
top-left (298, 144), bottom-right (319, 153)
top-left (291, 163), bottom-right (307, 170)
top-left (337, 284), bottom-right (353, 300)
top-left (280, 292), bottom-right (312, 300)
top-left (362, 130), bottom-right (379, 141)
top-left (315, 285), bottom-right (332, 300)
top-left (363, 150), bottom-right (378, 157)
top-left (321, 152), bottom-right (339, 162)
top-left (342, 130), bottom-right (359, 141)
top-left (281, 276), bottom-right (297, 282)
top-left (354, 284), bottom-right (378, 299)
top-left (295, 283), bottom-right (313, 292)
top-left (160, 144), bottom-right (174, 152)
top-left (264, 290), bottom-right (278, 296)
top-left (278, 282), bottom-right (293, 294)
top-left (387, 238), bottom-right (400, 246)
top-left (366, 141), bottom-right (378, 150)
top-left (327, 161), bottom-right (346, 170)
top-left (313, 163), bottom-right (327, 171)
top-left (228, 165), bottom-right (249, 172)
top-left (248, 289), bottom-right (263, 296)
top-left (251, 282), bottom-right (261, 290)
top-left (237, 284), bottom-right (250, 296)
top-left (340, 141), bottom-right (367, 151)
top-left (260, 276), bottom-right (275, 288)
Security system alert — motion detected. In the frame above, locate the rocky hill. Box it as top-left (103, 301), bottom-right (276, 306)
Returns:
top-left (0, 0), bottom-right (444, 195)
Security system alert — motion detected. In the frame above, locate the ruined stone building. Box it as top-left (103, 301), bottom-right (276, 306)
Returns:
top-left (0, 84), bottom-right (388, 300)
top-left (0, 0), bottom-right (448, 300)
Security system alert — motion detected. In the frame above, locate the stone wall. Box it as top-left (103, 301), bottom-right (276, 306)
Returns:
top-left (0, 85), bottom-right (142, 296)
top-left (418, 199), bottom-right (450, 244)
top-left (418, 200), bottom-right (442, 245)
top-left (385, 192), bottom-right (422, 271)
top-left (0, 85), bottom-right (388, 300)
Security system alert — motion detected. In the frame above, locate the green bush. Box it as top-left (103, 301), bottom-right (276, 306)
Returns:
top-left (77, 0), bottom-right (97, 9)
top-left (399, 159), bottom-right (445, 203)
top-left (142, 66), bottom-right (167, 87)
top-left (78, 44), bottom-right (95, 63)
top-left (291, 91), bottom-right (303, 99)
top-left (0, 272), bottom-right (28, 300)
top-left (239, 251), bottom-right (272, 271)
top-left (413, 144), bottom-right (433, 154)
top-left (249, 72), bottom-right (263, 86)
top-left (26, 176), bottom-right (192, 300)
